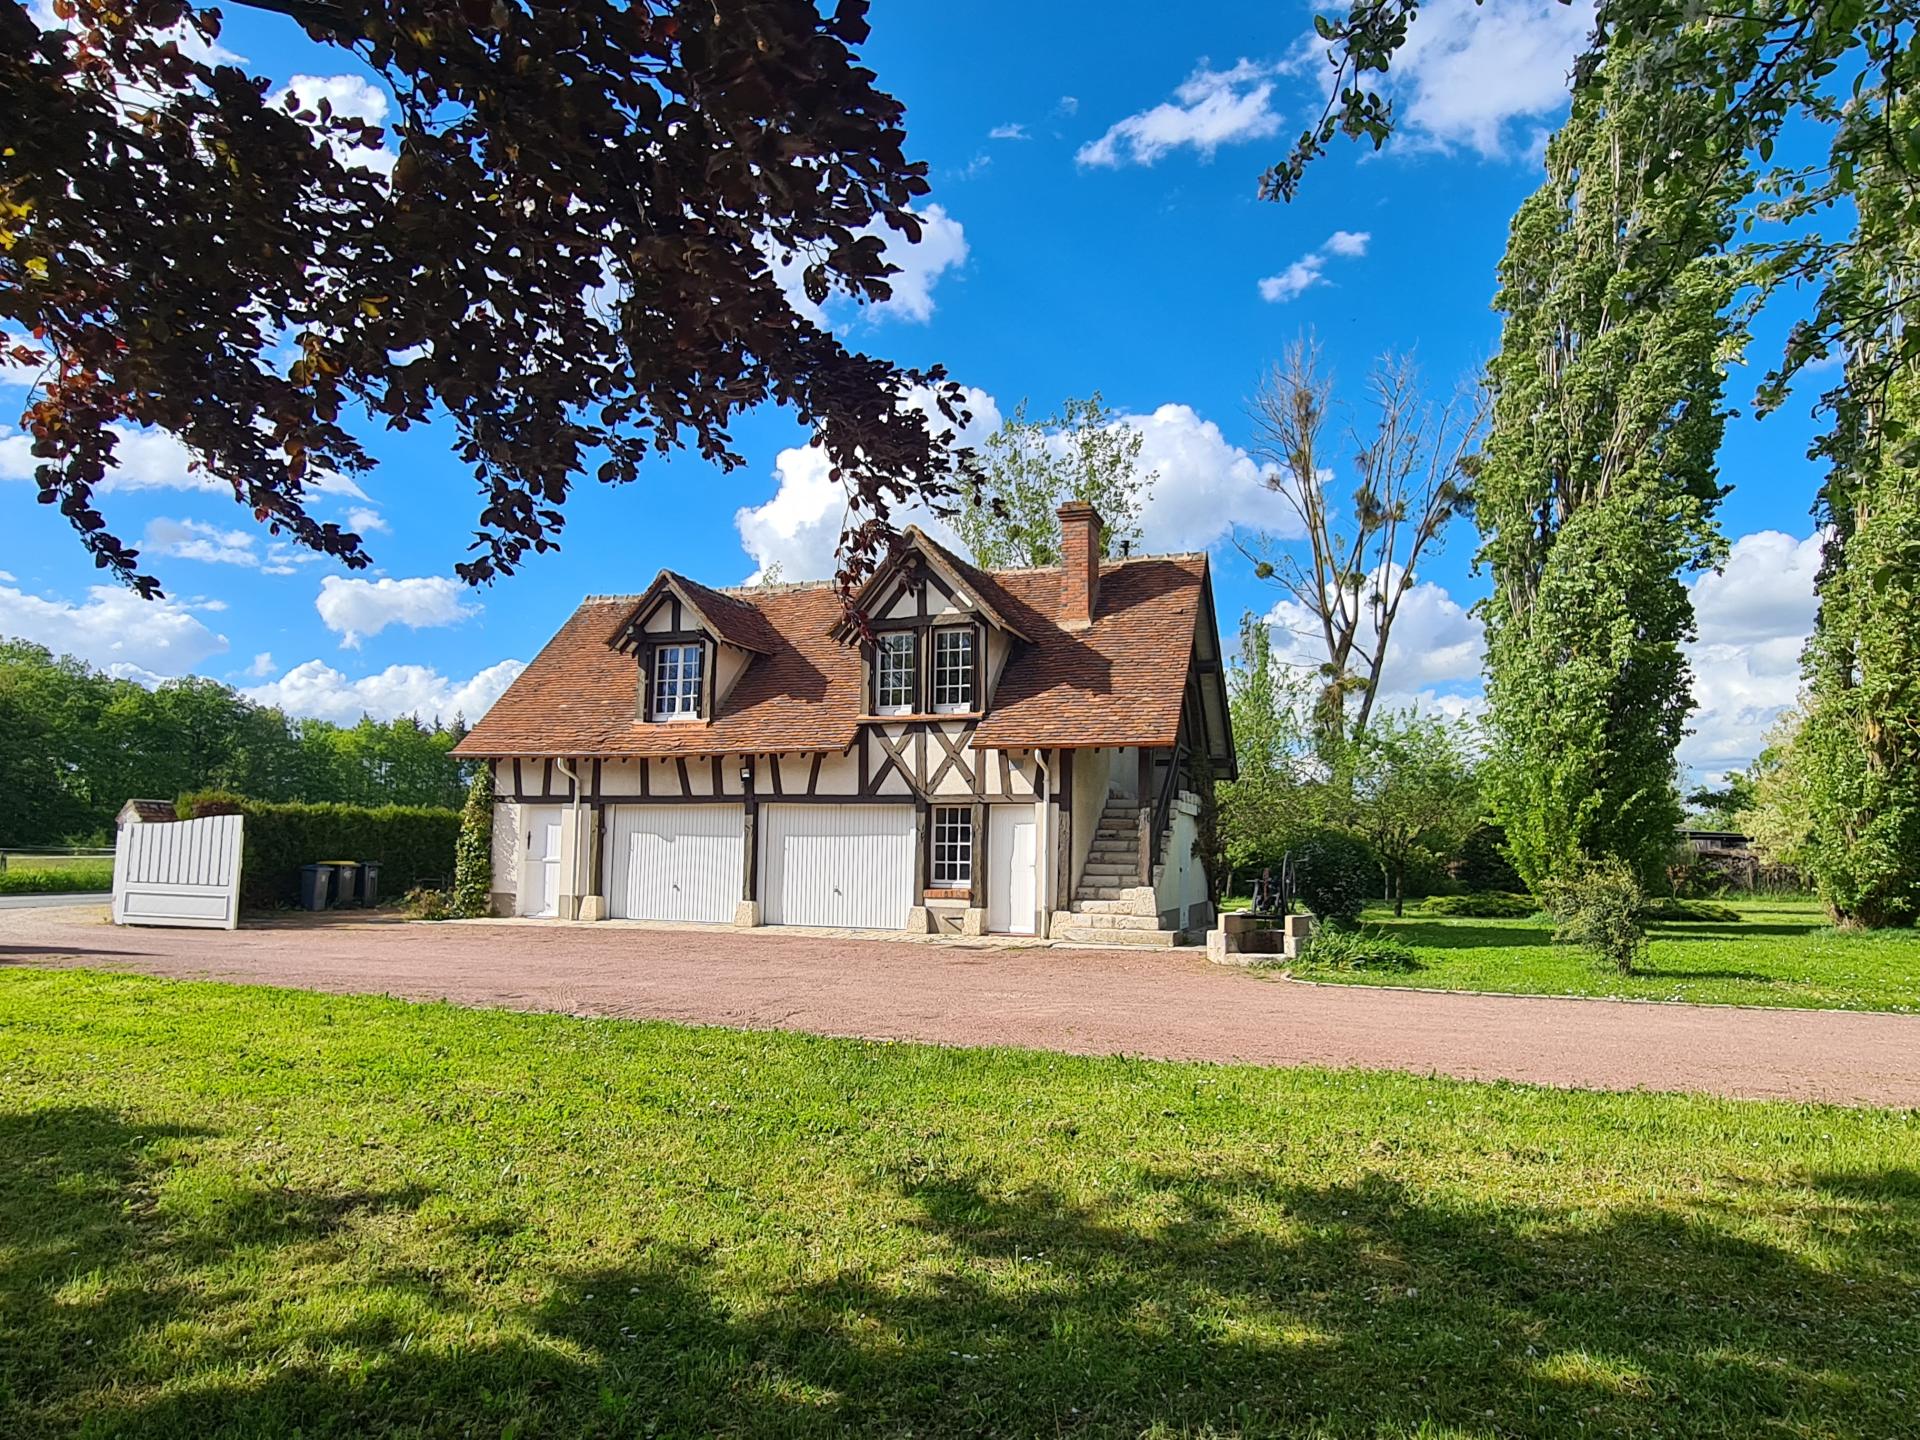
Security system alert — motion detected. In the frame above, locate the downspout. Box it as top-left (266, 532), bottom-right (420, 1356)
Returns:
top-left (555, 757), bottom-right (583, 920)
top-left (1032, 748), bottom-right (1052, 937)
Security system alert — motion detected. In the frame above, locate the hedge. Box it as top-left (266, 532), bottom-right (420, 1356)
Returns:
top-left (0, 862), bottom-right (115, 895)
top-left (180, 792), bottom-right (460, 909)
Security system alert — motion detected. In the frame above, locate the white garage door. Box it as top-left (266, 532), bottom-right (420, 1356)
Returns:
top-left (606, 804), bottom-right (743, 923)
top-left (763, 804), bottom-right (916, 930)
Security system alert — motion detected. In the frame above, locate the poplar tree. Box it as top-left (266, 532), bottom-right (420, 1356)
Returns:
top-left (1475, 34), bottom-right (1744, 890)
top-left (1793, 106), bottom-right (1920, 927)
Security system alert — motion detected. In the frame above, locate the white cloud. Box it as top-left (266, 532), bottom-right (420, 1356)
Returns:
top-left (989, 122), bottom-right (1029, 140)
top-left (1377, 0), bottom-right (1591, 158)
top-left (306, 469), bottom-right (369, 501)
top-left (28, 0), bottom-right (240, 64)
top-left (1680, 530), bottom-right (1822, 775)
top-left (735, 385), bottom-right (1002, 583)
top-left (245, 651), bottom-right (276, 679)
top-left (345, 506), bottom-right (389, 534)
top-left (1264, 563), bottom-right (1483, 701)
top-left (0, 580), bottom-right (229, 675)
top-left (315, 574), bottom-right (478, 648)
top-left (268, 73), bottom-right (396, 175)
top-left (142, 517), bottom-right (262, 567)
top-left (1129, 404), bottom-right (1300, 551)
top-left (1259, 230), bottom-right (1371, 303)
top-left (767, 204), bottom-right (968, 328)
top-left (1077, 59), bottom-right (1282, 168)
top-left (0, 423), bottom-right (219, 494)
top-left (2, 421), bottom-right (366, 502)
top-left (244, 657), bottom-right (526, 725)
top-left (735, 391), bottom-right (1306, 580)
top-left (1055, 96), bottom-right (1080, 117)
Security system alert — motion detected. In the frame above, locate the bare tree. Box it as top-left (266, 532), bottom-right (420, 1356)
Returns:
top-left (1242, 337), bottom-right (1488, 748)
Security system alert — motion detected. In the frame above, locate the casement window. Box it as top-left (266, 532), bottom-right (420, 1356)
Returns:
top-left (931, 627), bottom-right (975, 713)
top-left (875, 631), bottom-right (917, 714)
top-left (932, 805), bottom-right (973, 888)
top-left (651, 642), bottom-right (704, 720)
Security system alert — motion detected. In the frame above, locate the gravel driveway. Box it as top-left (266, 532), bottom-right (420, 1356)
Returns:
top-left (5, 902), bottom-right (1919, 1107)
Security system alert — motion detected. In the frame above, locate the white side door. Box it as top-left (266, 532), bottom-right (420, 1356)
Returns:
top-left (606, 804), bottom-right (742, 923)
top-left (763, 803), bottom-right (916, 930)
top-left (521, 806), bottom-right (562, 917)
top-left (988, 806), bottom-right (1037, 935)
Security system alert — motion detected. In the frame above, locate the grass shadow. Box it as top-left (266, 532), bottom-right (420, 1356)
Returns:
top-left (5, 1107), bottom-right (1916, 1437)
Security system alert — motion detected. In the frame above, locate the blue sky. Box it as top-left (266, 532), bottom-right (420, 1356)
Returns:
top-left (3, 0), bottom-right (1825, 777)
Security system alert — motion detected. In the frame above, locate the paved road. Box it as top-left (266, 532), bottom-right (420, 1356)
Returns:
top-left (0, 892), bottom-right (110, 910)
top-left (4, 902), bottom-right (1918, 1107)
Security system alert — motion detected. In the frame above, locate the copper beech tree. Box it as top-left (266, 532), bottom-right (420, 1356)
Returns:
top-left (2, 0), bottom-right (971, 599)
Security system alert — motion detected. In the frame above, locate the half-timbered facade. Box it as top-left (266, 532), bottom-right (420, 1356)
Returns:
top-left (453, 503), bottom-right (1235, 944)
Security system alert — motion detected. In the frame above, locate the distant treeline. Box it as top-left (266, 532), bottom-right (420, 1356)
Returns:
top-left (1, 638), bottom-right (476, 846)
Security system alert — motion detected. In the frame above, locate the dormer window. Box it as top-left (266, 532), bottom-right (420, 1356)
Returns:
top-left (652, 642), bottom-right (704, 720)
top-left (875, 632), bottom-right (916, 714)
top-left (932, 627), bottom-right (975, 713)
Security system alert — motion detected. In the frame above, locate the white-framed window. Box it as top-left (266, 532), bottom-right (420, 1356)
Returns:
top-left (651, 642), bottom-right (704, 720)
top-left (932, 627), bottom-right (974, 713)
top-left (932, 806), bottom-right (973, 888)
top-left (875, 631), bottom-right (916, 714)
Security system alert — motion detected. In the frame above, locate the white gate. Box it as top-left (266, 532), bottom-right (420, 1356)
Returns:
top-left (112, 813), bottom-right (244, 930)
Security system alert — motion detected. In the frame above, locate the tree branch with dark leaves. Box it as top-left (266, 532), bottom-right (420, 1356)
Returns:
top-left (3, 0), bottom-right (969, 601)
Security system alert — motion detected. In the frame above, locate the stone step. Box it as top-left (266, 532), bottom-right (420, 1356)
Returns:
top-left (1070, 892), bottom-right (1161, 916)
top-left (1064, 909), bottom-right (1166, 931)
top-left (1081, 865), bottom-right (1142, 882)
top-left (1052, 924), bottom-right (1185, 948)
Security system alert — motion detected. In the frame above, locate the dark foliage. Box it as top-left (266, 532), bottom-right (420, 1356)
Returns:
top-left (1454, 824), bottom-right (1523, 894)
top-left (0, 639), bottom-right (472, 846)
top-left (1421, 892), bottom-right (1540, 920)
top-left (6, 0), bottom-right (970, 602)
top-left (1293, 828), bottom-right (1374, 929)
top-left (181, 791), bottom-right (458, 908)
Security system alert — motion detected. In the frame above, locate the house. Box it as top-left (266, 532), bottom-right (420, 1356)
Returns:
top-left (451, 503), bottom-right (1235, 944)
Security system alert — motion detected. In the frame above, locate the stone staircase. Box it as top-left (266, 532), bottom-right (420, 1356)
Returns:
top-left (1048, 794), bottom-right (1186, 947)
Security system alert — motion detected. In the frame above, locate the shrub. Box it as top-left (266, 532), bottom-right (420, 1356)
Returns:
top-left (452, 770), bottom-right (494, 918)
top-left (1646, 896), bottom-right (1741, 923)
top-left (1421, 891), bottom-right (1541, 919)
top-left (0, 861), bottom-right (115, 895)
top-left (1542, 859), bottom-right (1650, 975)
top-left (403, 886), bottom-right (454, 921)
top-left (180, 792), bottom-right (459, 909)
top-left (1294, 925), bottom-right (1420, 973)
top-left (1292, 828), bottom-right (1375, 929)
top-left (1455, 823), bottom-right (1523, 893)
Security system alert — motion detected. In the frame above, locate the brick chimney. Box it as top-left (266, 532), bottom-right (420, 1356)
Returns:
top-left (1057, 501), bottom-right (1102, 629)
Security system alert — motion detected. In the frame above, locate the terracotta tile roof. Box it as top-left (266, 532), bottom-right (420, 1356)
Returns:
top-left (610, 571), bottom-right (781, 654)
top-left (973, 555), bottom-right (1205, 750)
top-left (453, 551), bottom-right (1210, 759)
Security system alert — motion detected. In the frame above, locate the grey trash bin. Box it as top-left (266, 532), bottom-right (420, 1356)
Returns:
top-left (299, 863), bottom-right (335, 911)
top-left (326, 861), bottom-right (363, 908)
top-left (357, 861), bottom-right (381, 908)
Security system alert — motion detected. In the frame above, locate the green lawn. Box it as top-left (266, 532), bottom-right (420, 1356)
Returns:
top-left (0, 854), bottom-right (115, 895)
top-left (3, 970), bottom-right (1918, 1438)
top-left (1289, 897), bottom-right (1920, 1013)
